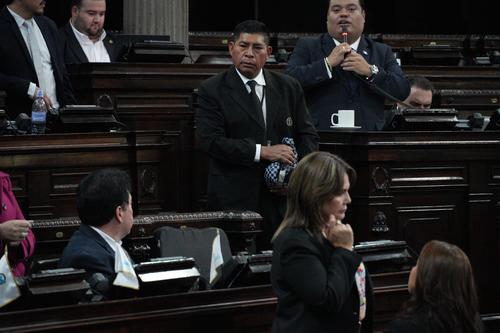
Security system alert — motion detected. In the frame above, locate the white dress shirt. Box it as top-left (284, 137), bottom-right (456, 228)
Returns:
top-left (235, 68), bottom-right (267, 162)
top-left (90, 226), bottom-right (139, 290)
top-left (7, 6), bottom-right (59, 108)
top-left (70, 20), bottom-right (110, 63)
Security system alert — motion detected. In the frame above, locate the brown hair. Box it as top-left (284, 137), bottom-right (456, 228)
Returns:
top-left (405, 240), bottom-right (482, 333)
top-left (272, 151), bottom-right (356, 241)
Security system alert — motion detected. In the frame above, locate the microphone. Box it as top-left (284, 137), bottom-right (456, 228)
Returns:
top-left (341, 25), bottom-right (348, 44)
top-left (15, 113), bottom-right (31, 132)
top-left (88, 272), bottom-right (111, 298)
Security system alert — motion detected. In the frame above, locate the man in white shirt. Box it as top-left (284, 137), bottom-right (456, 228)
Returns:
top-left (0, 0), bottom-right (76, 118)
top-left (60, 0), bottom-right (120, 64)
top-left (59, 169), bottom-right (139, 300)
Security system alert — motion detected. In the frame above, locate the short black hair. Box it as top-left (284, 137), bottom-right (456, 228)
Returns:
top-left (326, 0), bottom-right (365, 11)
top-left (232, 20), bottom-right (270, 45)
top-left (77, 169), bottom-right (131, 227)
top-left (72, 0), bottom-right (105, 8)
top-left (408, 75), bottom-right (434, 92)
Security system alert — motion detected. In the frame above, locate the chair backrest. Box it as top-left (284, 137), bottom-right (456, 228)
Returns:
top-left (153, 226), bottom-right (236, 288)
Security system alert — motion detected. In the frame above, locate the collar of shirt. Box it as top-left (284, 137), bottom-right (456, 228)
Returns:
top-left (70, 20), bottom-right (107, 45)
top-left (333, 36), bottom-right (361, 52)
top-left (7, 6), bottom-right (30, 29)
top-left (90, 225), bottom-right (122, 253)
top-left (235, 68), bottom-right (266, 88)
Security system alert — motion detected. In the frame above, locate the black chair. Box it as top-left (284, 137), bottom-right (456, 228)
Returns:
top-left (154, 226), bottom-right (238, 289)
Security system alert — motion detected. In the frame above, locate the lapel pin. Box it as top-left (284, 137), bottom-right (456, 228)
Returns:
top-left (362, 50), bottom-right (368, 55)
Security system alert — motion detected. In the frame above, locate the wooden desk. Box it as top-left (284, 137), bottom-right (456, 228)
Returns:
top-left (68, 63), bottom-right (500, 112)
top-left (0, 275), bottom-right (409, 333)
top-left (0, 131), bottom-right (180, 217)
top-left (436, 89), bottom-right (500, 117)
top-left (319, 130), bottom-right (500, 313)
top-left (404, 65), bottom-right (500, 90)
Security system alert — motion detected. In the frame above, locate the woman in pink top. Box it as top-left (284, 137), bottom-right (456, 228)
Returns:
top-left (0, 171), bottom-right (35, 276)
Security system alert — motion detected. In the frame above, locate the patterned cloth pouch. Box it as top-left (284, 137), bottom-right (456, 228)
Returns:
top-left (264, 137), bottom-right (297, 190)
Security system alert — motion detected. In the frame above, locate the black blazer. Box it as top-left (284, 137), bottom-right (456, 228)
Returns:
top-left (59, 224), bottom-right (116, 298)
top-left (59, 22), bottom-right (121, 64)
top-left (196, 66), bottom-right (318, 212)
top-left (271, 227), bottom-right (373, 333)
top-left (286, 34), bottom-right (410, 130)
top-left (0, 7), bottom-right (76, 118)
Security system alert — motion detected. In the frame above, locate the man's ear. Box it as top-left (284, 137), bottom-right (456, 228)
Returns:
top-left (71, 6), bottom-right (79, 19)
top-left (267, 45), bottom-right (273, 57)
top-left (114, 205), bottom-right (123, 224)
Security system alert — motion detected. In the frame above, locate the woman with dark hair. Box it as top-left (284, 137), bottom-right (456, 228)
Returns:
top-left (271, 151), bottom-right (372, 333)
top-left (385, 240), bottom-right (483, 333)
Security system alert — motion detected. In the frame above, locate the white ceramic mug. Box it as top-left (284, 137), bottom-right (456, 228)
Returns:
top-left (330, 110), bottom-right (355, 127)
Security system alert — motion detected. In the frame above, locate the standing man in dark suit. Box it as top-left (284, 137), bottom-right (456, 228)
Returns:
top-left (196, 20), bottom-right (319, 250)
top-left (59, 169), bottom-right (139, 300)
top-left (60, 0), bottom-right (120, 64)
top-left (0, 0), bottom-right (76, 119)
top-left (286, 0), bottom-right (410, 130)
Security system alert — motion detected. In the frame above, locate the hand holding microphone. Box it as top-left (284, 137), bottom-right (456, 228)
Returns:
top-left (341, 24), bottom-right (349, 44)
top-left (326, 25), bottom-right (352, 69)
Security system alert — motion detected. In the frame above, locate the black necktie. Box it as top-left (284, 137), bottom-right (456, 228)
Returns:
top-left (247, 80), bottom-right (265, 127)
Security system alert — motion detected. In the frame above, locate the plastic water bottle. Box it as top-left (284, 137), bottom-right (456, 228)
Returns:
top-left (31, 89), bottom-right (47, 134)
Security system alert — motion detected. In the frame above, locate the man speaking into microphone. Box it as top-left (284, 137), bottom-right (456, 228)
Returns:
top-left (286, 0), bottom-right (410, 131)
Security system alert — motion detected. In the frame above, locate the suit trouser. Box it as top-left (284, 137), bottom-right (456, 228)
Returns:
top-left (257, 189), bottom-right (286, 251)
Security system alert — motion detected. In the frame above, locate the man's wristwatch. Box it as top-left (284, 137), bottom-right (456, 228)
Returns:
top-left (366, 64), bottom-right (379, 82)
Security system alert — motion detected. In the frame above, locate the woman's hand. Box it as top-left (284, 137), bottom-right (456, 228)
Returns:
top-left (0, 219), bottom-right (33, 242)
top-left (325, 215), bottom-right (354, 251)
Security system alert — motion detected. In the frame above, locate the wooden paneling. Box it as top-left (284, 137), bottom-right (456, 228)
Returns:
top-left (319, 130), bottom-right (500, 313)
top-left (0, 131), bottom-right (178, 217)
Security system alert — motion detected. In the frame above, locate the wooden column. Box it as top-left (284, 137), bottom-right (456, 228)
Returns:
top-left (123, 0), bottom-right (189, 46)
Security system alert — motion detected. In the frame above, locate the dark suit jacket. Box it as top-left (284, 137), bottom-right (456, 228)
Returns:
top-left (59, 22), bottom-right (121, 64)
top-left (0, 7), bottom-right (76, 118)
top-left (59, 224), bottom-right (116, 298)
top-left (271, 227), bottom-right (373, 333)
top-left (196, 66), bottom-right (318, 219)
top-left (286, 34), bottom-right (410, 130)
